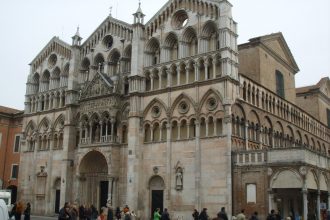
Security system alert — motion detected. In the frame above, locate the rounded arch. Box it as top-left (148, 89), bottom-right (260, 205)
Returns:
top-left (148, 175), bottom-right (165, 190)
top-left (306, 169), bottom-right (318, 190)
top-left (79, 150), bottom-right (108, 174)
top-left (231, 103), bottom-right (246, 120)
top-left (41, 70), bottom-right (50, 81)
top-left (262, 116), bottom-right (273, 130)
top-left (123, 45), bottom-right (132, 58)
top-left (271, 168), bottom-right (303, 189)
top-left (145, 37), bottom-right (160, 53)
top-left (163, 32), bottom-right (178, 48)
top-left (52, 67), bottom-right (61, 78)
top-left (62, 63), bottom-right (70, 76)
top-left (81, 57), bottom-right (91, 70)
top-left (107, 48), bottom-right (121, 62)
top-left (94, 53), bottom-right (105, 66)
top-left (181, 26), bottom-right (197, 43)
top-left (274, 121), bottom-right (284, 133)
top-left (319, 172), bottom-right (328, 191)
top-left (201, 20), bottom-right (218, 38)
top-left (247, 110), bottom-right (260, 125)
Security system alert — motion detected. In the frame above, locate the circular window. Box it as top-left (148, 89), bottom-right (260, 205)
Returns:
top-left (172, 10), bottom-right (189, 29)
top-left (178, 101), bottom-right (189, 114)
top-left (102, 35), bottom-right (113, 49)
top-left (152, 105), bottom-right (161, 118)
top-left (48, 54), bottom-right (57, 68)
top-left (207, 97), bottom-right (218, 111)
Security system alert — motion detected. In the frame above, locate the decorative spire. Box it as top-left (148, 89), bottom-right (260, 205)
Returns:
top-left (109, 6), bottom-right (113, 17)
top-left (133, 0), bottom-right (145, 24)
top-left (72, 26), bottom-right (82, 46)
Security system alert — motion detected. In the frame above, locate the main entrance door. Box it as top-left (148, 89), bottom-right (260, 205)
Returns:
top-left (149, 175), bottom-right (165, 218)
top-left (151, 190), bottom-right (164, 216)
top-left (79, 151), bottom-right (109, 208)
top-left (100, 181), bottom-right (109, 209)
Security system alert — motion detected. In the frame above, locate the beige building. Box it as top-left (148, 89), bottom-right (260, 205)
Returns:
top-left (18, 0), bottom-right (329, 219)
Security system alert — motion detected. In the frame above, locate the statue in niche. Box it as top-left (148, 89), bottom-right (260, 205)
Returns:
top-left (175, 167), bottom-right (183, 190)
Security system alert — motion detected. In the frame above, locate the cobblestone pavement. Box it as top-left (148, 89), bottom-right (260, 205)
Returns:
top-left (29, 215), bottom-right (58, 220)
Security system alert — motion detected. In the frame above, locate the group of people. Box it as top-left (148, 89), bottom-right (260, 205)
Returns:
top-left (192, 207), bottom-right (230, 220)
top-left (59, 201), bottom-right (136, 220)
top-left (9, 201), bottom-right (31, 220)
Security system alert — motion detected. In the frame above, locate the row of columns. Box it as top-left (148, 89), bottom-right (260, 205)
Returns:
top-left (80, 118), bottom-right (117, 144)
top-left (146, 56), bottom-right (222, 91)
top-left (28, 91), bottom-right (66, 113)
top-left (27, 133), bottom-right (63, 151)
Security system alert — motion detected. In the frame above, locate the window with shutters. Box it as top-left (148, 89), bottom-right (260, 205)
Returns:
top-left (276, 70), bottom-right (285, 98)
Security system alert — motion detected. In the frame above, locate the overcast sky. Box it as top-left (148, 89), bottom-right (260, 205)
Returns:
top-left (0, 0), bottom-right (329, 110)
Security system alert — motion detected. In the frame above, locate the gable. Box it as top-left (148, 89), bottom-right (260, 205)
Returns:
top-left (260, 33), bottom-right (299, 74)
top-left (80, 72), bottom-right (113, 101)
top-left (264, 40), bottom-right (290, 64)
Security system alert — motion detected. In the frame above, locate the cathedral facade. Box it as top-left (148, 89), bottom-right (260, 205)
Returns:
top-left (19, 0), bottom-right (329, 219)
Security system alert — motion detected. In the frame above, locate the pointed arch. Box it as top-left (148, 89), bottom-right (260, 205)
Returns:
top-left (38, 117), bottom-right (51, 132)
top-left (53, 114), bottom-right (65, 131)
top-left (25, 120), bottom-right (37, 135)
top-left (143, 98), bottom-right (168, 117)
top-left (170, 93), bottom-right (196, 116)
top-left (198, 88), bottom-right (224, 113)
top-left (231, 103), bottom-right (246, 120)
top-left (201, 20), bottom-right (218, 38)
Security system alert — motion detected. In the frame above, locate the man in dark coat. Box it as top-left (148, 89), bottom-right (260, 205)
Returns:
top-left (217, 207), bottom-right (228, 220)
top-left (107, 201), bottom-right (114, 220)
top-left (161, 208), bottom-right (170, 220)
top-left (199, 208), bottom-right (209, 220)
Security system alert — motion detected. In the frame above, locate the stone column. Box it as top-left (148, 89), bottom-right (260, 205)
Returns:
top-left (204, 61), bottom-right (209, 80)
top-left (194, 63), bottom-right (199, 82)
top-left (212, 57), bottom-right (217, 78)
top-left (268, 189), bottom-right (274, 212)
top-left (186, 67), bottom-right (190, 84)
top-left (166, 70), bottom-right (172, 87)
top-left (111, 118), bottom-right (116, 142)
top-left (108, 177), bottom-right (114, 205)
top-left (100, 123), bottom-right (103, 142)
top-left (177, 68), bottom-right (181, 85)
top-left (159, 71), bottom-right (163, 89)
top-left (245, 122), bottom-right (249, 150)
top-left (302, 189), bottom-right (308, 220)
top-left (89, 123), bottom-right (93, 143)
top-left (150, 74), bottom-right (154, 91)
top-left (194, 119), bottom-right (201, 210)
top-left (317, 190), bottom-right (320, 220)
top-left (259, 127), bottom-right (263, 149)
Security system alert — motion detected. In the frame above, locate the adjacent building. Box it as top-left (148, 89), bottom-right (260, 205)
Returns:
top-left (18, 0), bottom-right (329, 219)
top-left (0, 106), bottom-right (23, 204)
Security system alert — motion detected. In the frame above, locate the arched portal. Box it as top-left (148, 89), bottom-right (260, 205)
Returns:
top-left (149, 175), bottom-right (165, 218)
top-left (79, 151), bottom-right (109, 209)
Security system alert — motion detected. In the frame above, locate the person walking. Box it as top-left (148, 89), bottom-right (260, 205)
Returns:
top-left (79, 205), bottom-right (86, 220)
top-left (192, 209), bottom-right (199, 220)
top-left (217, 207), bottom-right (228, 220)
top-left (161, 208), bottom-right (170, 220)
top-left (236, 209), bottom-right (246, 220)
top-left (115, 207), bottom-right (121, 220)
top-left (249, 212), bottom-right (259, 220)
top-left (107, 202), bottom-right (114, 220)
top-left (23, 203), bottom-right (31, 220)
top-left (199, 208), bottom-right (208, 220)
top-left (90, 205), bottom-right (98, 220)
top-left (58, 202), bottom-right (71, 220)
top-left (153, 208), bottom-right (161, 220)
top-left (267, 210), bottom-right (277, 220)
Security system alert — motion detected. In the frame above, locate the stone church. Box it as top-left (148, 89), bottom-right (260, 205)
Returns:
top-left (19, 0), bottom-right (329, 219)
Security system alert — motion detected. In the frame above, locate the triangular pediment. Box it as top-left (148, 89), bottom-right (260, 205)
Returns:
top-left (259, 33), bottom-right (300, 73)
top-left (80, 72), bottom-right (114, 101)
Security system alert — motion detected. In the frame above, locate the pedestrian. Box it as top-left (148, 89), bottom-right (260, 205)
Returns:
top-left (70, 204), bottom-right (79, 220)
top-left (23, 203), bottom-right (31, 220)
top-left (327, 210), bottom-right (330, 220)
top-left (267, 210), bottom-right (277, 220)
top-left (85, 205), bottom-right (92, 220)
top-left (124, 211), bottom-right (131, 220)
top-left (14, 201), bottom-right (24, 220)
top-left (236, 209), bottom-right (246, 220)
top-left (276, 210), bottom-right (282, 220)
top-left (192, 209), bottom-right (199, 220)
top-left (217, 207), bottom-right (228, 220)
top-left (58, 202), bottom-right (71, 220)
top-left (123, 205), bottom-right (129, 214)
top-left (90, 205), bottom-right (98, 220)
top-left (199, 208), bottom-right (209, 220)
top-left (161, 208), bottom-right (170, 220)
top-left (153, 208), bottom-right (161, 220)
top-left (79, 205), bottom-right (86, 220)
top-left (107, 201), bottom-right (114, 220)
top-left (249, 212), bottom-right (259, 220)
top-left (115, 207), bottom-right (121, 220)
top-left (97, 207), bottom-right (107, 220)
